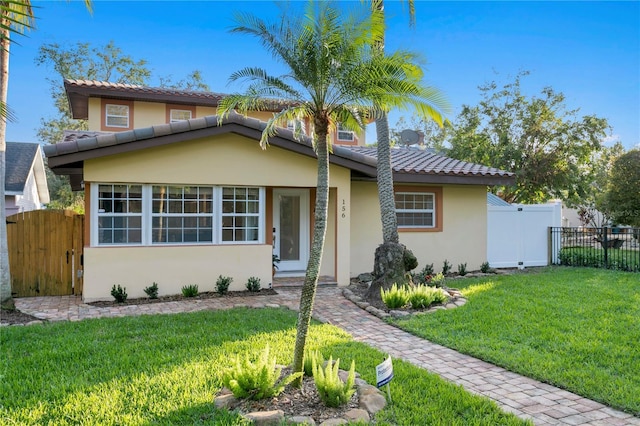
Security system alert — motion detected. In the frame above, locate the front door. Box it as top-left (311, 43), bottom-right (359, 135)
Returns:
top-left (273, 189), bottom-right (309, 273)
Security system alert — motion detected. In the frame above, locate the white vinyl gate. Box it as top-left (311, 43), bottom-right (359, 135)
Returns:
top-left (487, 202), bottom-right (562, 268)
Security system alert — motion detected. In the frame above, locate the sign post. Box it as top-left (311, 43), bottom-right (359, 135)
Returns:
top-left (376, 355), bottom-right (394, 404)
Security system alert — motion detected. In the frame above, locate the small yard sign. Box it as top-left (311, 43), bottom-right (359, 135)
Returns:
top-left (376, 355), bottom-right (394, 388)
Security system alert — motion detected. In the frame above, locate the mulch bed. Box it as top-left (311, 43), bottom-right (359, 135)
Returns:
top-left (1, 308), bottom-right (43, 325)
top-left (87, 288), bottom-right (279, 307)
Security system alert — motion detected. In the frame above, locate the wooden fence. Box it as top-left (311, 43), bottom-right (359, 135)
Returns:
top-left (6, 210), bottom-right (84, 297)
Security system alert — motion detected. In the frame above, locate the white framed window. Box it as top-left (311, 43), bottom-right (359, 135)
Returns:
top-left (395, 192), bottom-right (435, 228)
top-left (152, 185), bottom-right (213, 243)
top-left (97, 184), bottom-right (143, 244)
top-left (105, 104), bottom-right (130, 128)
top-left (92, 184), bottom-right (264, 246)
top-left (337, 123), bottom-right (355, 142)
top-left (170, 109), bottom-right (192, 123)
top-left (221, 187), bottom-right (261, 243)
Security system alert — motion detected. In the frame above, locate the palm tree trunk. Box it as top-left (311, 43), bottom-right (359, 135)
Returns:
top-left (1, 22), bottom-right (15, 310)
top-left (368, 0), bottom-right (408, 301)
top-left (292, 124), bottom-right (330, 387)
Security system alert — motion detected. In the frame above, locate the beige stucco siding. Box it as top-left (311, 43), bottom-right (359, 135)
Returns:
top-left (82, 134), bottom-right (351, 300)
top-left (82, 245), bottom-right (272, 302)
top-left (350, 181), bottom-right (487, 276)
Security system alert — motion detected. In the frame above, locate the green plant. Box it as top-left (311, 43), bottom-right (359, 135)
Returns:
top-left (222, 345), bottom-right (302, 400)
top-left (422, 263), bottom-right (434, 276)
top-left (442, 259), bottom-right (452, 275)
top-left (430, 272), bottom-right (446, 288)
top-left (110, 285), bottom-right (127, 303)
top-left (403, 249), bottom-right (418, 272)
top-left (480, 261), bottom-right (491, 273)
top-left (457, 263), bottom-right (468, 276)
top-left (246, 277), bottom-right (261, 292)
top-left (216, 275), bottom-right (233, 295)
top-left (144, 282), bottom-right (159, 299)
top-left (407, 285), bottom-right (449, 309)
top-left (272, 254), bottom-right (281, 270)
top-left (311, 354), bottom-right (356, 408)
top-left (412, 263), bottom-right (434, 285)
top-left (381, 283), bottom-right (409, 309)
top-left (303, 349), bottom-right (324, 377)
top-left (181, 284), bottom-right (199, 297)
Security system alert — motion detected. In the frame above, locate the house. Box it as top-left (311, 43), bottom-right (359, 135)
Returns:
top-left (44, 79), bottom-right (514, 302)
top-left (5, 142), bottom-right (50, 216)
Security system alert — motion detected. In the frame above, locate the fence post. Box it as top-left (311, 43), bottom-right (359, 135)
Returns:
top-left (603, 226), bottom-right (608, 269)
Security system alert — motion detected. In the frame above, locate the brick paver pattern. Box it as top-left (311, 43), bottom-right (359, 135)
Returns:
top-left (14, 287), bottom-right (639, 426)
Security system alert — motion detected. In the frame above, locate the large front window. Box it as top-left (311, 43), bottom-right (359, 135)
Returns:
top-left (395, 192), bottom-right (435, 228)
top-left (92, 184), bottom-right (264, 246)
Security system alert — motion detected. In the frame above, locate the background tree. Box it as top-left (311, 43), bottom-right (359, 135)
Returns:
top-left (603, 149), bottom-right (640, 227)
top-left (1, 0), bottom-right (91, 310)
top-left (36, 41), bottom-right (210, 210)
top-left (369, 0), bottom-right (448, 302)
top-left (446, 71), bottom-right (610, 204)
top-left (219, 0), bottom-right (438, 384)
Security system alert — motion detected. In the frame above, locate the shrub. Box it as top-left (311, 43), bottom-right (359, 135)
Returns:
top-left (480, 261), bottom-right (491, 273)
top-left (222, 345), bottom-right (302, 400)
top-left (246, 277), bottom-right (261, 292)
top-left (407, 285), bottom-right (449, 309)
top-left (110, 285), bottom-right (127, 303)
top-left (403, 249), bottom-right (418, 272)
top-left (181, 284), bottom-right (199, 297)
top-left (216, 275), bottom-right (233, 295)
top-left (304, 349), bottom-right (324, 377)
top-left (412, 263), bottom-right (434, 285)
top-left (381, 283), bottom-right (409, 309)
top-left (430, 272), bottom-right (446, 288)
top-left (143, 282), bottom-right (159, 299)
top-left (457, 263), bottom-right (468, 276)
top-left (442, 259), bottom-right (452, 275)
top-left (311, 354), bottom-right (356, 408)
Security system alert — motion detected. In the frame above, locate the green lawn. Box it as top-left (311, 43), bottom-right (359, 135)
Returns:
top-left (0, 308), bottom-right (528, 425)
top-left (392, 267), bottom-right (640, 416)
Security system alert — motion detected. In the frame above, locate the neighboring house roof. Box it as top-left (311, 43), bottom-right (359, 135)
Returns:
top-left (45, 112), bottom-right (514, 189)
top-left (487, 192), bottom-right (511, 206)
top-left (5, 142), bottom-right (50, 203)
top-left (64, 79), bottom-right (294, 120)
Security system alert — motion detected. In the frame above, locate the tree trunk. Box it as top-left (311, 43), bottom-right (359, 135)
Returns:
top-left (291, 122), bottom-right (330, 387)
top-left (1, 23), bottom-right (15, 310)
top-left (372, 0), bottom-right (406, 300)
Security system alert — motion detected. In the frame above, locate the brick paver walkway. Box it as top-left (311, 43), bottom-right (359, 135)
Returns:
top-left (13, 287), bottom-right (639, 426)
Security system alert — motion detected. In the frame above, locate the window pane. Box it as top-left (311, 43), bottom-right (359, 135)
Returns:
top-left (222, 229), bottom-right (233, 241)
top-left (170, 110), bottom-right (192, 122)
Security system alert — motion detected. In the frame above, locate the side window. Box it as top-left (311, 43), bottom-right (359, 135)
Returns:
top-left (337, 124), bottom-right (355, 142)
top-left (170, 109), bottom-right (192, 123)
top-left (105, 104), bottom-right (130, 128)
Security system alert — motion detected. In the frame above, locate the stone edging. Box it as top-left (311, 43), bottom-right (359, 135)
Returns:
top-left (342, 287), bottom-right (468, 319)
top-left (214, 373), bottom-right (387, 425)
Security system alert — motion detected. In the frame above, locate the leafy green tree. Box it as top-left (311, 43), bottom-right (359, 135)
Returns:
top-left (218, 0), bottom-right (438, 385)
top-left (604, 149), bottom-right (640, 227)
top-left (446, 71), bottom-right (610, 204)
top-left (36, 41), bottom-right (210, 210)
top-left (1, 0), bottom-right (91, 310)
top-left (370, 0), bottom-right (448, 302)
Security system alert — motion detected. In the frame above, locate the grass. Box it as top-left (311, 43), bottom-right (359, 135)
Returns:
top-left (559, 246), bottom-right (640, 271)
top-left (0, 308), bottom-right (528, 425)
top-left (392, 267), bottom-right (640, 416)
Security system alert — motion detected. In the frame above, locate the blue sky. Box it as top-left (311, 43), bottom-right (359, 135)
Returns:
top-left (6, 0), bottom-right (640, 150)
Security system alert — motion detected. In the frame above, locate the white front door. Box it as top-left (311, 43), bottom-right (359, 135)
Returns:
top-left (273, 189), bottom-right (309, 273)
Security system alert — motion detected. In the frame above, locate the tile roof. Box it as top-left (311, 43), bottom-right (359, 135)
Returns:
top-left (64, 79), bottom-right (296, 120)
top-left (346, 146), bottom-right (513, 180)
top-left (45, 113), bottom-right (514, 187)
top-left (5, 142), bottom-right (39, 193)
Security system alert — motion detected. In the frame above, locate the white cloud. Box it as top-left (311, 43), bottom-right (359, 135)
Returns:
top-left (602, 134), bottom-right (621, 146)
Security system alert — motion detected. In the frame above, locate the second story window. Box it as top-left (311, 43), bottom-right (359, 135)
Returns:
top-left (170, 109), bottom-right (192, 123)
top-left (337, 124), bottom-right (355, 142)
top-left (105, 104), bottom-right (130, 128)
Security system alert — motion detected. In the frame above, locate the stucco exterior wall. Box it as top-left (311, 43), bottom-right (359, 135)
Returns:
top-left (350, 181), bottom-right (488, 276)
top-left (82, 245), bottom-right (272, 302)
top-left (82, 134), bottom-right (351, 300)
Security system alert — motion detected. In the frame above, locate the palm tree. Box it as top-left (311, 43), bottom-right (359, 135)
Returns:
top-left (218, 0), bottom-right (447, 384)
top-left (1, 1), bottom-right (91, 310)
top-left (369, 0), bottom-right (449, 301)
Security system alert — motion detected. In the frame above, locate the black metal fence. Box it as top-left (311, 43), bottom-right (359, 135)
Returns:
top-left (549, 227), bottom-right (640, 272)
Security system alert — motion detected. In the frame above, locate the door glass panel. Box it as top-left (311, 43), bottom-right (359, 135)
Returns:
top-left (280, 195), bottom-right (300, 261)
